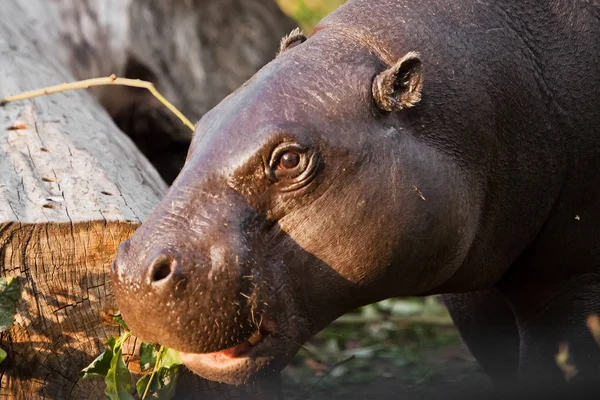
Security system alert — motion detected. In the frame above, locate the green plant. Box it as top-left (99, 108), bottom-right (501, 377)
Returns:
top-left (80, 314), bottom-right (183, 400)
top-left (0, 276), bottom-right (22, 364)
top-left (555, 314), bottom-right (600, 382)
top-left (276, 0), bottom-right (347, 32)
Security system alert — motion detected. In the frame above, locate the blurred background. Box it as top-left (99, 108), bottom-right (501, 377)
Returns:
top-left (277, 0), bottom-right (347, 32)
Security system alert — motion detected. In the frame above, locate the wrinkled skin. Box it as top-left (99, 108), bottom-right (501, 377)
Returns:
top-left (112, 0), bottom-right (600, 395)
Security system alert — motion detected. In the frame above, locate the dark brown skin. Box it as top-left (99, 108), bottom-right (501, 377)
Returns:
top-left (112, 0), bottom-right (600, 395)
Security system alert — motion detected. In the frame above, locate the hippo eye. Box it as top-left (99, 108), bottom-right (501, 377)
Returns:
top-left (278, 152), bottom-right (301, 170)
top-left (267, 142), bottom-right (319, 191)
top-left (268, 143), bottom-right (312, 182)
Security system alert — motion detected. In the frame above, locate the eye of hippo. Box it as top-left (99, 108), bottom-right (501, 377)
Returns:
top-left (278, 152), bottom-right (300, 170)
top-left (266, 141), bottom-right (319, 192)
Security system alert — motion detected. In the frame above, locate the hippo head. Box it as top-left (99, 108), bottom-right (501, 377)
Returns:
top-left (112, 23), bottom-right (480, 384)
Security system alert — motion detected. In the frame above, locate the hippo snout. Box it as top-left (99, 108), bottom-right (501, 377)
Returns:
top-left (110, 189), bottom-right (270, 359)
top-left (113, 242), bottom-right (184, 290)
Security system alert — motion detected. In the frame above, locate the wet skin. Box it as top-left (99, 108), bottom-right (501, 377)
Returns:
top-left (112, 0), bottom-right (600, 395)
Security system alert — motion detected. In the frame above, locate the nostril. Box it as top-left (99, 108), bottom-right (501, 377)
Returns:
top-left (150, 256), bottom-right (176, 283)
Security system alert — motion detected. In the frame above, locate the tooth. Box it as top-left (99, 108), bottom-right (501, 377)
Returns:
top-left (247, 331), bottom-right (262, 346)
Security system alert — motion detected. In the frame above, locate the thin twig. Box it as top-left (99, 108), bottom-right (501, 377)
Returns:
top-left (142, 345), bottom-right (164, 400)
top-left (0, 74), bottom-right (195, 132)
top-left (333, 314), bottom-right (453, 326)
top-left (306, 354), bottom-right (356, 394)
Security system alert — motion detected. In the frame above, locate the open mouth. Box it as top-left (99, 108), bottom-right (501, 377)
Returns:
top-left (194, 327), bottom-right (267, 358)
top-left (178, 322), bottom-right (276, 374)
top-left (174, 310), bottom-right (301, 384)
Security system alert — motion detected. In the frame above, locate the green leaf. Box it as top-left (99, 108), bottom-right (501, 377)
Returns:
top-left (105, 341), bottom-right (134, 400)
top-left (136, 374), bottom-right (154, 398)
top-left (139, 343), bottom-right (159, 372)
top-left (113, 312), bottom-right (129, 331)
top-left (106, 336), bottom-right (118, 351)
top-left (136, 366), bottom-right (180, 400)
top-left (79, 349), bottom-right (114, 380)
top-left (79, 333), bottom-right (129, 381)
top-left (0, 347), bottom-right (7, 364)
top-left (0, 277), bottom-right (21, 332)
top-left (137, 346), bottom-right (183, 400)
top-left (157, 348), bottom-right (182, 369)
top-left (151, 366), bottom-right (179, 399)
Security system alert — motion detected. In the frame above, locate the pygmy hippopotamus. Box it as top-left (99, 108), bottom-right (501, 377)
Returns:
top-left (112, 0), bottom-right (600, 396)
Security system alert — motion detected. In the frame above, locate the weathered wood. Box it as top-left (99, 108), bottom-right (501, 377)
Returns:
top-left (0, 1), bottom-right (166, 398)
top-left (126, 0), bottom-right (296, 122)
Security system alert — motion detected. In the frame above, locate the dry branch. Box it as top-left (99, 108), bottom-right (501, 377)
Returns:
top-left (1, 75), bottom-right (195, 133)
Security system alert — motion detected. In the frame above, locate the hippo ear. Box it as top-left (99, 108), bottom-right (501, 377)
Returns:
top-left (277, 27), bottom-right (307, 56)
top-left (372, 52), bottom-right (423, 112)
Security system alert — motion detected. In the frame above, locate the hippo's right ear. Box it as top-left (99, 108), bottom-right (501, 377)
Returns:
top-left (372, 52), bottom-right (423, 112)
top-left (277, 27), bottom-right (307, 56)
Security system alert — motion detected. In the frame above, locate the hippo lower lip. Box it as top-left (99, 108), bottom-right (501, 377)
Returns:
top-left (181, 329), bottom-right (264, 360)
top-left (179, 327), bottom-right (277, 383)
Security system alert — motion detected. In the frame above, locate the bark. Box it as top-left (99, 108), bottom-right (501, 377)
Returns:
top-left (0, 0), bottom-right (295, 398)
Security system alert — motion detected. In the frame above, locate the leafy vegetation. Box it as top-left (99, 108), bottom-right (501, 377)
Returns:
top-left (276, 0), bottom-right (347, 32)
top-left (82, 297), bottom-right (463, 399)
top-left (282, 296), bottom-right (464, 395)
top-left (135, 346), bottom-right (182, 399)
top-left (0, 276), bottom-right (21, 332)
top-left (0, 276), bottom-right (21, 364)
top-left (80, 314), bottom-right (182, 400)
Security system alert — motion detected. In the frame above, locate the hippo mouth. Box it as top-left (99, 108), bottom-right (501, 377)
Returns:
top-left (177, 317), bottom-right (292, 384)
top-left (180, 325), bottom-right (270, 367)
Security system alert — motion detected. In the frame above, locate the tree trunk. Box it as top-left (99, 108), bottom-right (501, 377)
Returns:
top-left (0, 0), bottom-right (295, 399)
